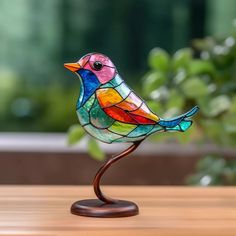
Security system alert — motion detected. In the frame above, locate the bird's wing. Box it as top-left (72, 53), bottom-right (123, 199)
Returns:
top-left (96, 87), bottom-right (160, 125)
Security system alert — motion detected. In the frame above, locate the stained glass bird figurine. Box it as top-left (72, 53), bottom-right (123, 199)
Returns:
top-left (64, 53), bottom-right (199, 218)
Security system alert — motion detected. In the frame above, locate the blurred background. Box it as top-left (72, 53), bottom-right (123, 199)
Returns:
top-left (0, 0), bottom-right (236, 186)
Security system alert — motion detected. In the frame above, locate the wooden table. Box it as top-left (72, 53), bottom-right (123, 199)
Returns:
top-left (0, 186), bottom-right (235, 235)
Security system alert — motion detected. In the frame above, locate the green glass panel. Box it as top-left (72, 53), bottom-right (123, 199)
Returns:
top-left (83, 94), bottom-right (95, 112)
top-left (110, 74), bottom-right (123, 87)
top-left (127, 125), bottom-right (154, 138)
top-left (84, 124), bottom-right (122, 144)
top-left (76, 107), bottom-right (89, 125)
top-left (108, 121), bottom-right (137, 135)
top-left (115, 82), bottom-right (131, 98)
top-left (90, 100), bottom-right (114, 128)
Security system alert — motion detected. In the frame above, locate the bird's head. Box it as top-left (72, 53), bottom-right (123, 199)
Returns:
top-left (64, 53), bottom-right (117, 84)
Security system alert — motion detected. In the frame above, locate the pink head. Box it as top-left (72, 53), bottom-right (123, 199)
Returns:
top-left (64, 53), bottom-right (117, 84)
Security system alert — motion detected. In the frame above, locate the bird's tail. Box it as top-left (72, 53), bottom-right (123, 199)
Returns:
top-left (157, 106), bottom-right (199, 132)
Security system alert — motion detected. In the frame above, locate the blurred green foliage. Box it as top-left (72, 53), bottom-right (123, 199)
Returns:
top-left (68, 21), bottom-right (236, 184)
top-left (143, 29), bottom-right (236, 146)
top-left (0, 74), bottom-right (77, 132)
top-left (186, 155), bottom-right (236, 186)
top-left (142, 23), bottom-right (236, 185)
top-left (0, 0), bottom-right (208, 134)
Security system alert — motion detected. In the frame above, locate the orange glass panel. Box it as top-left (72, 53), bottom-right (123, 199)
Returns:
top-left (130, 103), bottom-right (159, 122)
top-left (96, 88), bottom-right (123, 108)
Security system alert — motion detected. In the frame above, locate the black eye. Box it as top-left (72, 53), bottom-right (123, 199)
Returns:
top-left (93, 61), bottom-right (103, 71)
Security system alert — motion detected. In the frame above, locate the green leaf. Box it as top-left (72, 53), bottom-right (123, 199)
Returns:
top-left (148, 48), bottom-right (170, 72)
top-left (185, 173), bottom-right (206, 186)
top-left (172, 48), bottom-right (193, 70)
top-left (181, 77), bottom-right (208, 99)
top-left (143, 71), bottom-right (166, 95)
top-left (149, 86), bottom-right (169, 101)
top-left (197, 155), bottom-right (216, 171)
top-left (223, 164), bottom-right (236, 185)
top-left (177, 124), bottom-right (197, 144)
top-left (166, 89), bottom-right (184, 109)
top-left (228, 95), bottom-right (236, 114)
top-left (172, 69), bottom-right (187, 85)
top-left (200, 119), bottom-right (223, 143)
top-left (189, 59), bottom-right (215, 76)
top-left (87, 138), bottom-right (105, 161)
top-left (223, 113), bottom-right (236, 134)
top-left (186, 172), bottom-right (222, 186)
top-left (67, 124), bottom-right (85, 145)
top-left (146, 100), bottom-right (164, 114)
top-left (209, 158), bottom-right (226, 175)
top-left (192, 37), bottom-right (215, 51)
top-left (208, 95), bottom-right (231, 117)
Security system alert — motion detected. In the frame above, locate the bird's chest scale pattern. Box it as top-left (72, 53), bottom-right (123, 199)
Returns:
top-left (76, 75), bottom-right (156, 144)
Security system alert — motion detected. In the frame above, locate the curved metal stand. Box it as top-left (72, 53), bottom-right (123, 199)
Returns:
top-left (71, 140), bottom-right (142, 218)
top-left (93, 140), bottom-right (142, 204)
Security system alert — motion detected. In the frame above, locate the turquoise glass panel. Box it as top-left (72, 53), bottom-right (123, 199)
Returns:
top-left (90, 100), bottom-right (114, 128)
top-left (128, 125), bottom-right (154, 138)
top-left (148, 124), bottom-right (163, 135)
top-left (179, 120), bottom-right (192, 131)
top-left (113, 135), bottom-right (145, 143)
top-left (76, 107), bottom-right (89, 125)
top-left (83, 94), bottom-right (95, 111)
top-left (166, 120), bottom-right (192, 132)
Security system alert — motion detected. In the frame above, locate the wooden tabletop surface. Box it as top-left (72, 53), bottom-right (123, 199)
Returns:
top-left (0, 186), bottom-right (235, 236)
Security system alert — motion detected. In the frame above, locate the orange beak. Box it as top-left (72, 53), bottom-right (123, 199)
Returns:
top-left (64, 63), bottom-right (81, 72)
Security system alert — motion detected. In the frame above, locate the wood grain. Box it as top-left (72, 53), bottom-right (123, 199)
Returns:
top-left (0, 186), bottom-right (235, 235)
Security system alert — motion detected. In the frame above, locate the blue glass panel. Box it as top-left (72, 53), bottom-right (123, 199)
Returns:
top-left (186, 106), bottom-right (199, 117)
top-left (159, 117), bottom-right (183, 128)
top-left (77, 69), bottom-right (100, 107)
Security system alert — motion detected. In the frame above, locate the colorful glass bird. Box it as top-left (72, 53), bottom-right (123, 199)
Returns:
top-left (65, 53), bottom-right (199, 217)
top-left (65, 52), bottom-right (199, 144)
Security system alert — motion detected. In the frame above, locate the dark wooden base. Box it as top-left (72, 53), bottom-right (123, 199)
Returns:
top-left (71, 199), bottom-right (139, 218)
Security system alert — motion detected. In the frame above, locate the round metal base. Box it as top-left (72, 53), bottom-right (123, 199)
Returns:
top-left (71, 199), bottom-right (139, 218)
